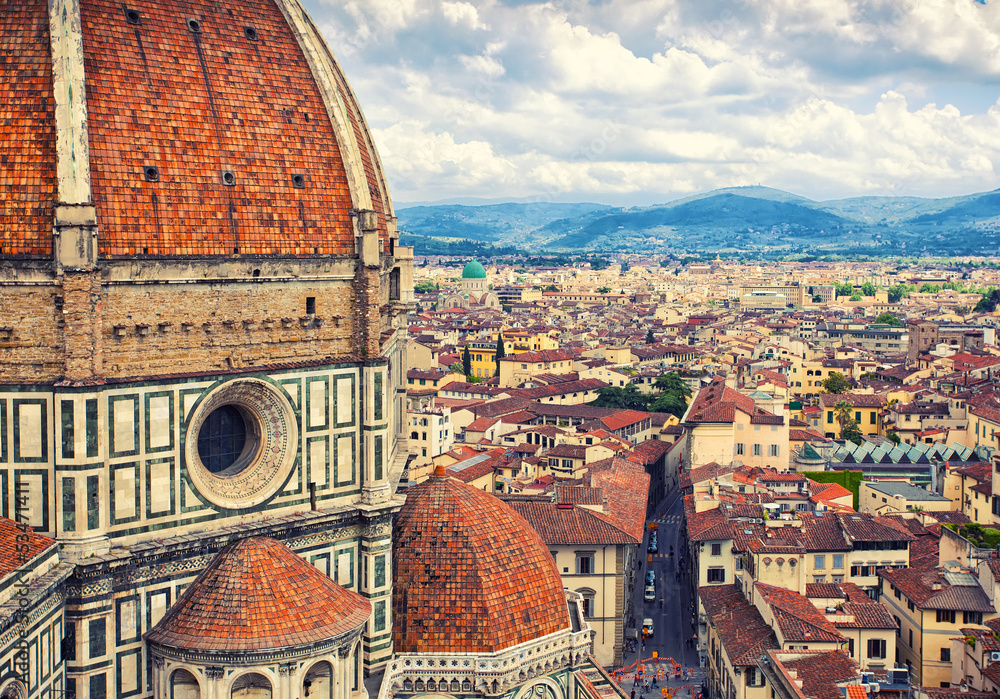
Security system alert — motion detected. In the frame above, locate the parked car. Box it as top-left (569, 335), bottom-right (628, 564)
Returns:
top-left (643, 618), bottom-right (654, 637)
top-left (648, 540), bottom-right (658, 554)
top-left (644, 584), bottom-right (655, 602)
top-left (646, 570), bottom-right (656, 584)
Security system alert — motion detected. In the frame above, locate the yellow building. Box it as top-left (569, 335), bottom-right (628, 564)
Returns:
top-left (504, 329), bottom-right (559, 352)
top-left (943, 462), bottom-right (994, 525)
top-left (819, 394), bottom-right (886, 439)
top-left (498, 349), bottom-right (576, 387)
top-left (969, 404), bottom-right (1000, 452)
top-left (507, 470), bottom-right (647, 668)
top-left (859, 481), bottom-right (955, 516)
top-left (880, 567), bottom-right (996, 687)
top-left (464, 340), bottom-right (499, 379)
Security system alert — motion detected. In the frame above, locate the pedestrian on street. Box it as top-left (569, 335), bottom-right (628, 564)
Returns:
top-left (631, 689), bottom-right (636, 699)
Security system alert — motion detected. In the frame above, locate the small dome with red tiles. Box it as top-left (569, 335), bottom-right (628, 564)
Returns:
top-left (145, 537), bottom-right (370, 654)
top-left (393, 468), bottom-right (571, 654)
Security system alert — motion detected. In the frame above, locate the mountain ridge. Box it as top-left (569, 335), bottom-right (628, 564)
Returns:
top-left (395, 187), bottom-right (1000, 256)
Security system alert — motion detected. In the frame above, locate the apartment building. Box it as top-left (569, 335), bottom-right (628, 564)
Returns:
top-left (880, 566), bottom-right (996, 687)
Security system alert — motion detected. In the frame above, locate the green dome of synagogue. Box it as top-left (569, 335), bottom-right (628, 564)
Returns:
top-left (462, 259), bottom-right (487, 279)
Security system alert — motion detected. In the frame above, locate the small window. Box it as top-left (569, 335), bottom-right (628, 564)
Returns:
top-left (940, 648), bottom-right (950, 662)
top-left (306, 297), bottom-right (316, 314)
top-left (707, 568), bottom-right (725, 583)
top-left (711, 543), bottom-right (721, 556)
top-left (814, 555), bottom-right (825, 570)
top-left (753, 443), bottom-right (761, 456)
top-left (868, 639), bottom-right (887, 659)
top-left (936, 610), bottom-right (956, 624)
top-left (964, 611), bottom-right (983, 625)
top-left (576, 552), bottom-right (595, 575)
top-left (832, 555), bottom-right (844, 569)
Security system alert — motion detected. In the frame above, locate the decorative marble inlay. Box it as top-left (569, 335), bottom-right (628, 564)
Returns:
top-left (184, 379), bottom-right (298, 509)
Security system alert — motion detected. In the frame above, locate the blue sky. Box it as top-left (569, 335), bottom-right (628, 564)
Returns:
top-left (304, 0), bottom-right (1000, 206)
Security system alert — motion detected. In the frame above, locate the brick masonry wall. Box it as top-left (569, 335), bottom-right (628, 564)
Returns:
top-left (0, 257), bottom-right (401, 383)
top-left (63, 271), bottom-right (103, 381)
top-left (0, 282), bottom-right (65, 382)
top-left (101, 277), bottom-right (359, 377)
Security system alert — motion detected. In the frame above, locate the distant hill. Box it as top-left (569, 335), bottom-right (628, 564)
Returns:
top-left (395, 202), bottom-right (613, 244)
top-left (394, 188), bottom-right (1000, 256)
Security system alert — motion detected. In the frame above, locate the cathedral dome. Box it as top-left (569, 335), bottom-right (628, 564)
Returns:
top-left (0, 0), bottom-right (393, 259)
top-left (145, 537), bottom-right (370, 654)
top-left (392, 466), bottom-right (570, 654)
top-left (462, 259), bottom-right (488, 279)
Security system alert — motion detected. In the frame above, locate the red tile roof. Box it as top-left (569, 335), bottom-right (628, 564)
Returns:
top-left (394, 468), bottom-right (570, 653)
top-left (685, 376), bottom-right (783, 425)
top-left (84, 0), bottom-right (380, 257)
top-left (818, 394), bottom-right (887, 408)
top-left (776, 651), bottom-right (859, 699)
top-left (755, 583), bottom-right (845, 643)
top-left (880, 567), bottom-right (994, 611)
top-left (0, 517), bottom-right (55, 578)
top-left (590, 457), bottom-right (650, 542)
top-left (145, 537), bottom-right (370, 652)
top-left (500, 349), bottom-right (575, 364)
top-left (506, 501), bottom-right (638, 545)
top-left (838, 602), bottom-right (898, 630)
top-left (0, 0), bottom-right (56, 257)
top-left (687, 506), bottom-right (734, 543)
top-left (600, 410), bottom-right (651, 431)
top-left (627, 439), bottom-right (671, 463)
top-left (699, 584), bottom-right (778, 666)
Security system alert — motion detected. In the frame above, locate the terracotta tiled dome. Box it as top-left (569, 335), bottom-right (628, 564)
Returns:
top-left (145, 537), bottom-right (370, 653)
top-left (393, 467), bottom-right (570, 654)
top-left (0, 0), bottom-right (392, 259)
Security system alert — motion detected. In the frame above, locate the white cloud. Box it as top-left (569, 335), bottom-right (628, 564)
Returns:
top-left (441, 1), bottom-right (489, 30)
top-left (304, 0), bottom-right (1000, 204)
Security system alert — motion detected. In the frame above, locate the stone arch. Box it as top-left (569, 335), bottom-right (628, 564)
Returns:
top-left (231, 672), bottom-right (272, 699)
top-left (303, 661), bottom-right (333, 699)
top-left (513, 677), bottom-right (564, 699)
top-left (170, 669), bottom-right (201, 699)
top-left (0, 681), bottom-right (26, 699)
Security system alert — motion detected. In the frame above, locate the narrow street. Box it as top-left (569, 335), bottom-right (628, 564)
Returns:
top-left (613, 488), bottom-right (705, 696)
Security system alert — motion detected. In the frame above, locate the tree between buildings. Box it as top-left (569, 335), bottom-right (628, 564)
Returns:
top-left (841, 419), bottom-right (863, 446)
top-left (462, 346), bottom-right (472, 379)
top-left (875, 313), bottom-right (902, 326)
top-left (590, 385), bottom-right (649, 411)
top-left (495, 336), bottom-right (506, 376)
top-left (650, 373), bottom-right (692, 417)
top-left (821, 372), bottom-right (852, 394)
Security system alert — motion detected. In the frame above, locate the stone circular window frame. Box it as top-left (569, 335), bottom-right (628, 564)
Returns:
top-left (184, 378), bottom-right (298, 509)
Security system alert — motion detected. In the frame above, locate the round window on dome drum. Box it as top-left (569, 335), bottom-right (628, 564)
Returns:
top-left (197, 405), bottom-right (255, 475)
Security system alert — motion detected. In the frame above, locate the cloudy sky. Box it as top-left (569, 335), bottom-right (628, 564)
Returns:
top-left (304, 0), bottom-right (1000, 206)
